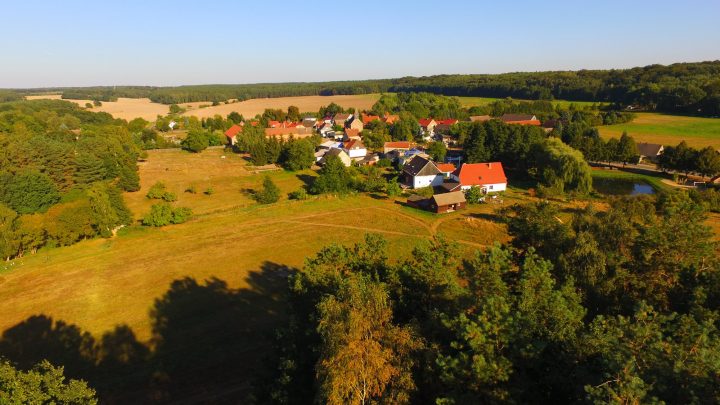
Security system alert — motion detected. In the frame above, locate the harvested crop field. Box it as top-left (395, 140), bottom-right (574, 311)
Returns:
top-left (26, 94), bottom-right (170, 121)
top-left (181, 94), bottom-right (381, 119)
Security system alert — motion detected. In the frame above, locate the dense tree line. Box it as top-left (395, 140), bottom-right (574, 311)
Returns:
top-left (0, 100), bottom-right (140, 260)
top-left (10, 61), bottom-right (718, 115)
top-left (259, 189), bottom-right (720, 404)
top-left (659, 141), bottom-right (720, 178)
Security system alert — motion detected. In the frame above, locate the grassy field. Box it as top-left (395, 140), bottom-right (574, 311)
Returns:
top-left (0, 148), bottom-right (521, 342)
top-left (457, 96), bottom-right (603, 109)
top-left (598, 112), bottom-right (720, 148)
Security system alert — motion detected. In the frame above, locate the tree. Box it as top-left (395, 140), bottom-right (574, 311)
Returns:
top-left (87, 183), bottom-right (121, 238)
top-left (255, 176), bottom-right (280, 204)
top-left (0, 203), bottom-right (19, 260)
top-left (181, 130), bottom-right (210, 153)
top-left (227, 111), bottom-right (244, 124)
top-left (694, 146), bottom-right (720, 178)
top-left (287, 105), bottom-right (301, 122)
top-left (311, 155), bottom-right (352, 194)
top-left (169, 104), bottom-right (183, 114)
top-left (426, 141), bottom-right (447, 162)
top-left (142, 203), bottom-right (192, 226)
top-left (0, 359), bottom-right (98, 404)
top-left (316, 275), bottom-right (420, 405)
top-left (0, 171), bottom-right (60, 214)
top-left (614, 132), bottom-right (638, 165)
top-left (282, 139), bottom-right (315, 171)
top-left (530, 138), bottom-right (593, 195)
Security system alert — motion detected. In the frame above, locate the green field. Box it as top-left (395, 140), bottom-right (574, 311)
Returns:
top-left (457, 96), bottom-right (603, 109)
top-left (598, 112), bottom-right (720, 149)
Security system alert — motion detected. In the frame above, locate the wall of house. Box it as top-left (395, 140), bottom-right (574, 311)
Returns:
top-left (347, 148), bottom-right (367, 158)
top-left (459, 182), bottom-right (507, 192)
top-left (413, 174), bottom-right (444, 189)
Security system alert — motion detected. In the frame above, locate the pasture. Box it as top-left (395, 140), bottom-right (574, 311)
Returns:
top-left (0, 148), bottom-right (515, 343)
top-left (598, 112), bottom-right (720, 148)
top-left (457, 96), bottom-right (603, 109)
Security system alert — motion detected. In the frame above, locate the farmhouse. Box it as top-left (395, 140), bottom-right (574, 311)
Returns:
top-left (333, 113), bottom-right (353, 127)
top-left (403, 155), bottom-right (443, 188)
top-left (501, 114), bottom-right (541, 126)
top-left (320, 148), bottom-right (352, 167)
top-left (436, 163), bottom-right (456, 178)
top-left (434, 119), bottom-right (459, 134)
top-left (224, 124), bottom-right (243, 145)
top-left (343, 139), bottom-right (367, 159)
top-left (451, 162), bottom-right (507, 192)
top-left (637, 142), bottom-right (664, 163)
top-left (348, 118), bottom-right (364, 131)
top-left (419, 118), bottom-right (437, 135)
top-left (361, 113), bottom-right (380, 125)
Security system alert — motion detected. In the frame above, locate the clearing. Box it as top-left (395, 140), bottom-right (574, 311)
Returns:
top-left (457, 96), bottom-right (603, 109)
top-left (598, 112), bottom-right (720, 148)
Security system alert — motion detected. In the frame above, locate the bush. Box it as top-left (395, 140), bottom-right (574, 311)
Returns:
top-left (146, 182), bottom-right (167, 199)
top-left (142, 203), bottom-right (193, 226)
top-left (161, 191), bottom-right (177, 202)
top-left (376, 158), bottom-right (392, 168)
top-left (465, 186), bottom-right (484, 203)
top-left (288, 189), bottom-right (309, 200)
top-left (181, 130), bottom-right (210, 153)
top-left (255, 176), bottom-right (280, 204)
top-left (204, 187), bottom-right (214, 195)
top-left (185, 184), bottom-right (197, 194)
top-left (386, 180), bottom-right (402, 197)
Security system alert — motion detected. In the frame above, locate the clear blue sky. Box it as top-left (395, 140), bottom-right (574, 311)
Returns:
top-left (1, 0), bottom-right (718, 88)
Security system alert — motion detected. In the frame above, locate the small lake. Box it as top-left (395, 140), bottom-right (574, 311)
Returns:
top-left (593, 178), bottom-right (656, 196)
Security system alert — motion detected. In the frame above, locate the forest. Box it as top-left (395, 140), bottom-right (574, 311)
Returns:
top-left (9, 60), bottom-right (720, 116)
top-left (0, 100), bottom-right (141, 260)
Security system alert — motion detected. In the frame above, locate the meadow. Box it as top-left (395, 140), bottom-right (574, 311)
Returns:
top-left (598, 112), bottom-right (720, 148)
top-left (457, 96), bottom-right (603, 109)
top-left (0, 148), bottom-right (516, 343)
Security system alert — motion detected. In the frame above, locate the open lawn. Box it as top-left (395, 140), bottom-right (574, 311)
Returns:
top-left (598, 112), bottom-right (720, 149)
top-left (457, 96), bottom-right (603, 109)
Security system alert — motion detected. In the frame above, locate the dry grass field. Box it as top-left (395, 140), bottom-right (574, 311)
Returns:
top-left (598, 112), bottom-right (720, 148)
top-left (0, 148), bottom-right (515, 342)
top-left (181, 94), bottom-right (381, 119)
top-left (26, 93), bottom-right (381, 122)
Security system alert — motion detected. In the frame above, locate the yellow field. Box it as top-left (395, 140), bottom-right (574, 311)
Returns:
top-left (25, 94), bottom-right (381, 122)
top-left (0, 148), bottom-right (516, 342)
top-left (181, 94), bottom-right (381, 119)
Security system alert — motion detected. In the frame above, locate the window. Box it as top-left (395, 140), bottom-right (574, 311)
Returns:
top-left (489, 185), bottom-right (494, 190)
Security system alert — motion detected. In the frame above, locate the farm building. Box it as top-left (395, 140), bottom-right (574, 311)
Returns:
top-left (637, 142), bottom-right (664, 163)
top-left (403, 155), bottom-right (443, 189)
top-left (406, 191), bottom-right (466, 214)
top-left (451, 162), bottom-right (507, 192)
top-left (343, 128), bottom-right (362, 141)
top-left (343, 139), bottom-right (367, 159)
top-left (333, 113), bottom-right (353, 127)
top-left (501, 114), bottom-right (541, 126)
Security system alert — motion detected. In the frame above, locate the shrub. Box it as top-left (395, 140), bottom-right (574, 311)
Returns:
top-left (142, 203), bottom-right (193, 226)
top-left (288, 189), bottom-right (309, 200)
top-left (146, 182), bottom-right (167, 199)
top-left (465, 186), bottom-right (484, 203)
top-left (255, 176), bottom-right (280, 204)
top-left (204, 187), bottom-right (214, 195)
top-left (161, 191), bottom-right (177, 202)
top-left (376, 158), bottom-right (392, 168)
top-left (386, 180), bottom-right (402, 197)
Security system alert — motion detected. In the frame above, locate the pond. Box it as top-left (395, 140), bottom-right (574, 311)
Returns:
top-left (593, 178), bottom-right (656, 196)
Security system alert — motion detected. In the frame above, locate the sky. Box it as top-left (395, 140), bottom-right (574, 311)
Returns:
top-left (1, 0), bottom-right (718, 88)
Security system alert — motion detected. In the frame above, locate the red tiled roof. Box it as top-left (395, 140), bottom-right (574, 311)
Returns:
top-left (384, 141), bottom-right (411, 149)
top-left (383, 114), bottom-right (399, 124)
top-left (345, 128), bottom-right (361, 138)
top-left (225, 124), bottom-right (243, 138)
top-left (453, 162), bottom-right (507, 186)
top-left (418, 118), bottom-right (436, 127)
top-left (436, 163), bottom-right (456, 173)
top-left (362, 114), bottom-right (380, 124)
top-left (268, 120), bottom-right (281, 128)
top-left (507, 119), bottom-right (541, 126)
top-left (435, 119), bottom-right (458, 125)
top-left (343, 139), bottom-right (365, 150)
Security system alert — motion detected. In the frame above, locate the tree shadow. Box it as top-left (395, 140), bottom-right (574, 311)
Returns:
top-left (465, 212), bottom-right (503, 223)
top-left (0, 261), bottom-right (296, 404)
top-left (296, 174), bottom-right (316, 191)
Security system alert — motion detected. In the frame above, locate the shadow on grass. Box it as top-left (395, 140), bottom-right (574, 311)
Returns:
top-left (0, 261), bottom-right (296, 404)
top-left (465, 212), bottom-right (503, 223)
top-left (296, 174), bottom-right (316, 192)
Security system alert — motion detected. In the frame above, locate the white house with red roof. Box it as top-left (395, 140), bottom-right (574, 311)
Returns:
top-left (343, 139), bottom-right (367, 159)
top-left (224, 124), bottom-right (244, 146)
top-left (451, 162), bottom-right (507, 192)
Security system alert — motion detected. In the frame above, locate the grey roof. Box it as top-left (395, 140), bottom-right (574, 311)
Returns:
top-left (333, 113), bottom-right (352, 121)
top-left (403, 155), bottom-right (440, 177)
top-left (432, 191), bottom-right (466, 206)
top-left (637, 142), bottom-right (664, 157)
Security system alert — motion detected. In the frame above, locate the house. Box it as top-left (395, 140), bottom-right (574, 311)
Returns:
top-left (224, 124), bottom-right (243, 146)
top-left (361, 113), bottom-right (380, 125)
top-left (383, 114), bottom-right (400, 124)
top-left (383, 141), bottom-right (412, 154)
top-left (500, 114), bottom-right (541, 126)
top-left (429, 191), bottom-right (467, 213)
top-left (333, 113), bottom-right (353, 127)
top-left (348, 118), bottom-right (364, 131)
top-left (357, 153), bottom-right (380, 166)
top-left (436, 163), bottom-right (456, 178)
top-left (402, 155), bottom-right (443, 188)
top-left (343, 139), bottom-right (367, 159)
top-left (434, 119), bottom-right (459, 135)
top-left (264, 127), bottom-right (314, 139)
top-left (419, 118), bottom-right (437, 135)
top-left (469, 115), bottom-right (491, 122)
top-left (320, 148), bottom-right (352, 167)
top-left (314, 149), bottom-right (328, 162)
top-left (343, 128), bottom-right (362, 141)
top-left (319, 140), bottom-right (342, 150)
top-left (637, 142), bottom-right (664, 163)
top-left (302, 117), bottom-right (318, 128)
top-left (451, 162), bottom-right (507, 192)
top-left (396, 148), bottom-right (427, 167)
